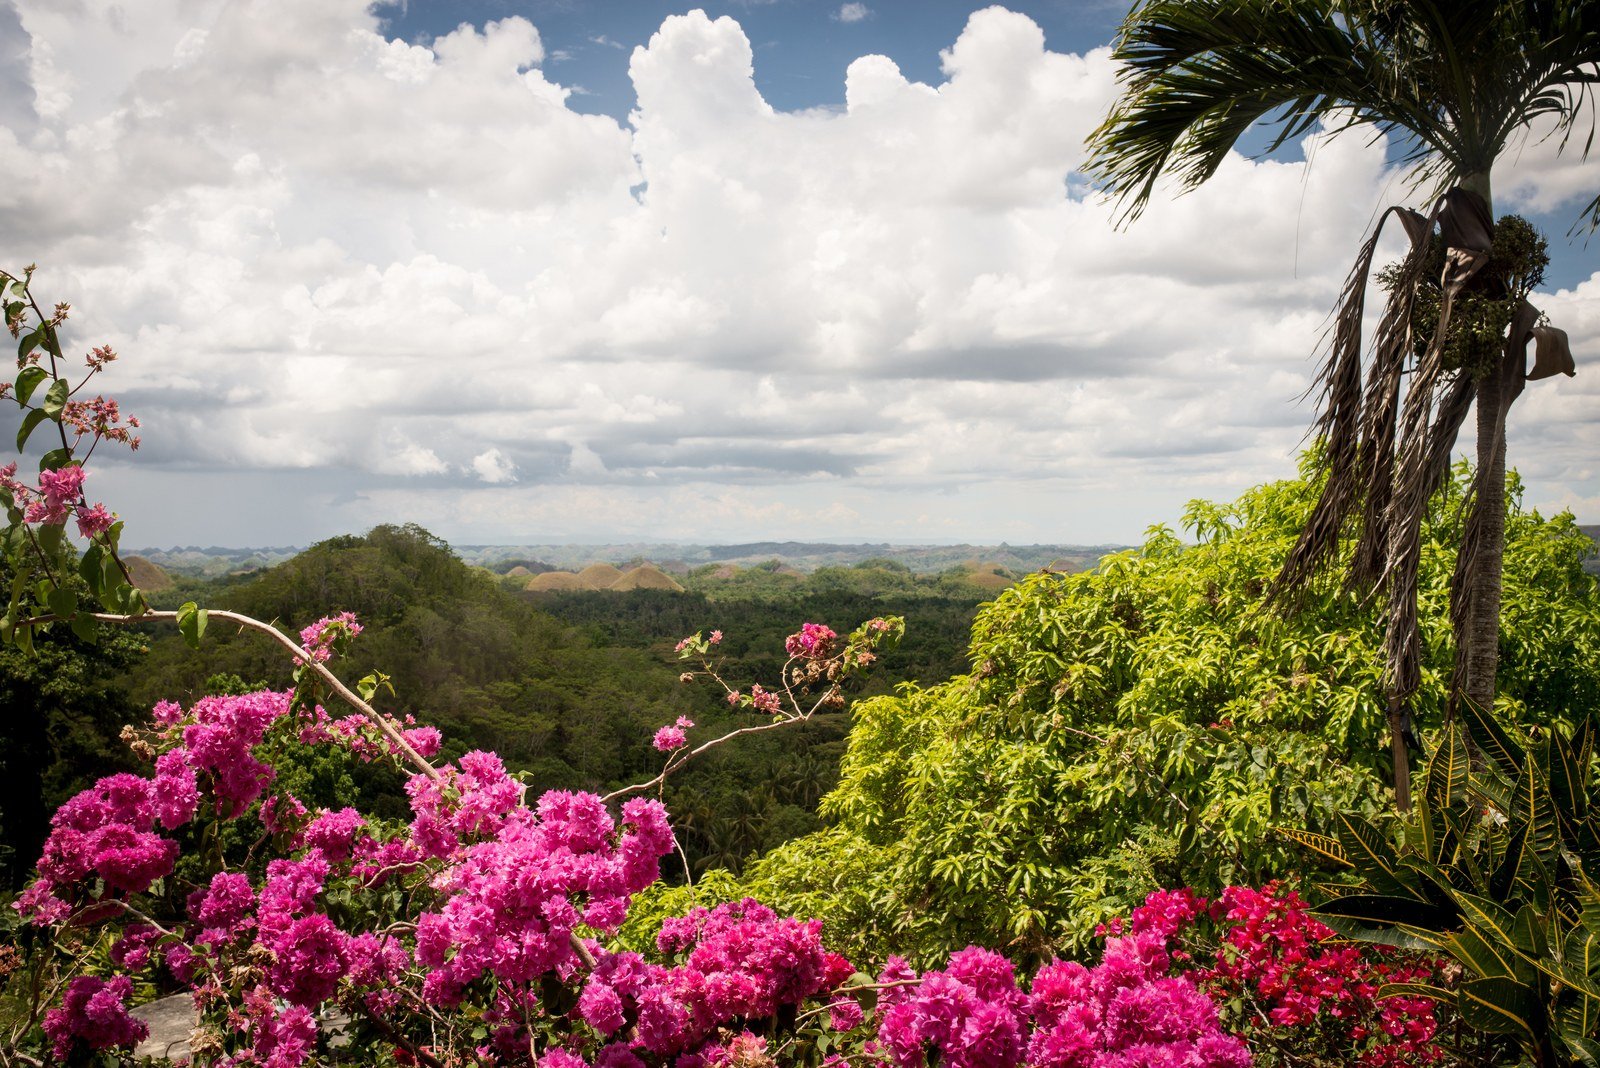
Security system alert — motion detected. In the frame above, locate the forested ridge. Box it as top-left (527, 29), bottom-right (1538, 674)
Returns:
top-left (0, 524), bottom-right (1011, 889)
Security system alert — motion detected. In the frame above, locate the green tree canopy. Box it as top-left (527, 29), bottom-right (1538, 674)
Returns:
top-left (650, 462), bottom-right (1600, 968)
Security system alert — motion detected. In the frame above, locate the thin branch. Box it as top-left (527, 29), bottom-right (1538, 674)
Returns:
top-left (602, 715), bottom-right (816, 803)
top-left (570, 934), bottom-right (597, 969)
top-left (19, 524), bottom-right (61, 590)
top-left (19, 609), bottom-right (443, 780)
top-left (89, 899), bottom-right (180, 939)
top-left (357, 1003), bottom-right (447, 1068)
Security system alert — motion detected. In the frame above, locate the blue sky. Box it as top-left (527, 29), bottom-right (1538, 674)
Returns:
top-left (369, 0), bottom-right (1599, 286)
top-left (0, 1), bottom-right (1595, 549)
top-left (379, 2), bottom-right (1128, 119)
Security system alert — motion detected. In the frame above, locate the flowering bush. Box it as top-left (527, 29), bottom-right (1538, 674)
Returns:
top-left (6, 646), bottom-right (1260, 1068)
top-left (0, 265), bottom-right (912, 1063)
top-left (1099, 884), bottom-right (1456, 1067)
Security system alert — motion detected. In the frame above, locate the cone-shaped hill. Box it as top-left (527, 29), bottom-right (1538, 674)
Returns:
top-left (956, 561), bottom-right (1016, 590)
top-left (576, 563), bottom-right (625, 589)
top-left (123, 555), bottom-right (175, 591)
top-left (526, 571), bottom-right (589, 592)
top-left (610, 565), bottom-right (685, 592)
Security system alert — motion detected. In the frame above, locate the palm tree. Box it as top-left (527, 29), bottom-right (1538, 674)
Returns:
top-left (1084, 0), bottom-right (1596, 807)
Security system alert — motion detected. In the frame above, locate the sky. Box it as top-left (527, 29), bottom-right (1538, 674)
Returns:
top-left (0, 0), bottom-right (1595, 550)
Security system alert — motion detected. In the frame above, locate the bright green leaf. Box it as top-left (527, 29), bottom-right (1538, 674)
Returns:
top-left (16, 407), bottom-right (47, 450)
top-left (13, 364), bottom-right (47, 405)
top-left (177, 601), bottom-right (205, 649)
top-left (40, 378), bottom-right (67, 421)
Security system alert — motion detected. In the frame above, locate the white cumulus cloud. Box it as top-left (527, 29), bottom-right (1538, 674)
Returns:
top-left (0, 1), bottom-right (1593, 548)
top-left (472, 448), bottom-right (519, 484)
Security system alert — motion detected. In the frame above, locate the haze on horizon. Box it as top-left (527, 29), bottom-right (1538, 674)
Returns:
top-left (1, 0), bottom-right (1595, 550)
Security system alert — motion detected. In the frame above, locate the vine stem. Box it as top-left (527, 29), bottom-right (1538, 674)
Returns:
top-left (602, 648), bottom-right (847, 804)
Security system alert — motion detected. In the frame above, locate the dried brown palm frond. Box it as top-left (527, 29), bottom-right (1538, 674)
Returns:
top-left (1347, 209), bottom-right (1433, 590)
top-left (1375, 191), bottom-right (1492, 703)
top-left (1273, 190), bottom-right (1493, 705)
top-left (1269, 206), bottom-right (1426, 606)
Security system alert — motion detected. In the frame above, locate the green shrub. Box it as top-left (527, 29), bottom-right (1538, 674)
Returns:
top-left (723, 461), bottom-right (1600, 967)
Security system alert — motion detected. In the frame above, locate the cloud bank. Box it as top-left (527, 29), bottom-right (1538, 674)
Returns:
top-left (1, 1), bottom-right (1594, 546)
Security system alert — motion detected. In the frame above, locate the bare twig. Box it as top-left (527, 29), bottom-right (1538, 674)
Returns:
top-left (602, 716), bottom-right (816, 803)
top-left (357, 1004), bottom-right (446, 1068)
top-left (54, 609), bottom-right (444, 780)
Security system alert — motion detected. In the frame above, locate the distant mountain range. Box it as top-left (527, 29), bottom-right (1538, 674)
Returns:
top-left (126, 527), bottom-right (1600, 580)
top-left (124, 546), bottom-right (304, 577)
top-left (127, 540), bottom-right (1131, 578)
top-left (457, 541), bottom-right (1128, 575)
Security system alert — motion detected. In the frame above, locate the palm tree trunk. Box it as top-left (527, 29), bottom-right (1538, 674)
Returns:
top-left (1464, 369), bottom-right (1507, 713)
top-left (1387, 696), bottom-right (1411, 812)
top-left (1460, 171), bottom-right (1503, 716)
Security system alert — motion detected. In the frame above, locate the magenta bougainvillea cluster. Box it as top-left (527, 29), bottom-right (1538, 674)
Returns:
top-left (297, 610), bottom-right (362, 663)
top-left (573, 898), bottom-right (849, 1059)
top-left (872, 940), bottom-right (1251, 1068)
top-left (0, 460), bottom-right (114, 537)
top-left (17, 674), bottom-right (681, 1064)
top-left (783, 622), bottom-right (837, 659)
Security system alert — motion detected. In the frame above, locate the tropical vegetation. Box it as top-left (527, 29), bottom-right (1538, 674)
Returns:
top-left (3, 1), bottom-right (1600, 1059)
top-left (645, 461), bottom-right (1600, 970)
top-left (1084, 0), bottom-right (1599, 804)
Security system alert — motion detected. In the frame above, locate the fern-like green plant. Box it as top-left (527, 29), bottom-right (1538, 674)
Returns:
top-left (1302, 704), bottom-right (1600, 1067)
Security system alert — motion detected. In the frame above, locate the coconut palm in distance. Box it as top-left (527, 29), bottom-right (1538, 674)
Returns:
top-left (1084, 0), bottom-right (1597, 807)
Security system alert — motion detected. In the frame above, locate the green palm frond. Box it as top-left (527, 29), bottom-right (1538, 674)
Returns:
top-left (1086, 0), bottom-right (1600, 227)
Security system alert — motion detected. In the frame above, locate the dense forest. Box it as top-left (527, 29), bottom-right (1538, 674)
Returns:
top-left (0, 525), bottom-right (1018, 889)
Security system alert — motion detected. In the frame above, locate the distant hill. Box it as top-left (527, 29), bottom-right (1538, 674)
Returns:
top-left (121, 555), bottom-right (174, 592)
top-left (526, 571), bottom-right (590, 592)
top-left (954, 561), bottom-right (1018, 591)
top-left (577, 562), bottom-right (626, 588)
top-left (136, 540), bottom-right (1130, 580)
top-left (610, 565), bottom-right (685, 592)
top-left (456, 541), bottom-right (1126, 575)
top-left (127, 545), bottom-right (302, 577)
top-left (1581, 525), bottom-right (1599, 576)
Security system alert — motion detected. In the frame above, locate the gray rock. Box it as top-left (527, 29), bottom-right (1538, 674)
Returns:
top-left (130, 995), bottom-right (351, 1060)
top-left (131, 993), bottom-right (195, 1061)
